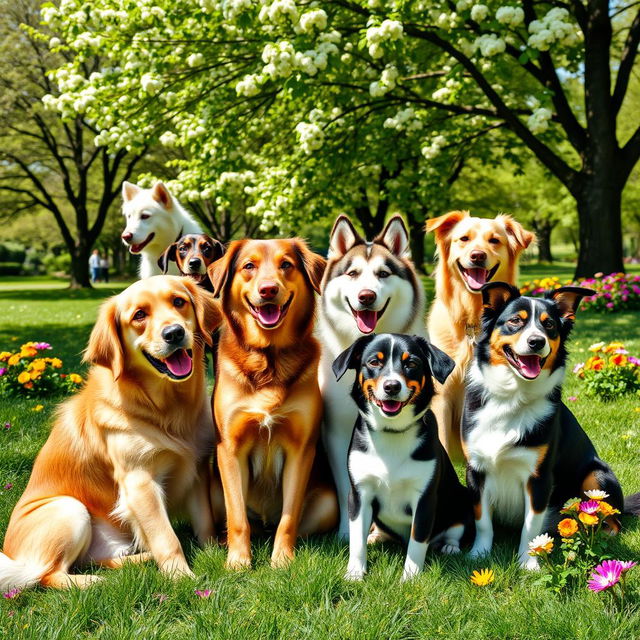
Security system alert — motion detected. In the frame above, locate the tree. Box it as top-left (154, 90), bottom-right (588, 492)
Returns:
top-left (42, 1), bottom-right (640, 277)
top-left (0, 0), bottom-right (145, 287)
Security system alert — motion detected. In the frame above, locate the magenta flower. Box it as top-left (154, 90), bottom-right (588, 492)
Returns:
top-left (0, 368), bottom-right (6, 376)
top-left (628, 356), bottom-right (640, 366)
top-left (34, 342), bottom-right (51, 350)
top-left (2, 588), bottom-right (21, 599)
top-left (619, 561), bottom-right (637, 572)
top-left (588, 560), bottom-right (623, 592)
top-left (195, 589), bottom-right (212, 598)
top-left (3, 483), bottom-right (13, 491)
top-left (579, 500), bottom-right (599, 514)
top-left (606, 302), bottom-right (614, 309)
top-left (3, 422), bottom-right (10, 430)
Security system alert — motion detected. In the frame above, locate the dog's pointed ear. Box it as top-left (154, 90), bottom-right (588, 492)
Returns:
top-left (426, 210), bottom-right (469, 240)
top-left (83, 297), bottom-right (124, 380)
top-left (413, 337), bottom-right (455, 385)
top-left (293, 239), bottom-right (326, 294)
top-left (376, 215), bottom-right (411, 258)
top-left (150, 182), bottom-right (173, 209)
top-left (207, 240), bottom-right (243, 299)
top-left (481, 281), bottom-right (521, 313)
top-left (548, 286), bottom-right (595, 322)
top-left (332, 334), bottom-right (377, 382)
top-left (182, 279), bottom-right (222, 346)
top-left (122, 181), bottom-right (141, 202)
top-left (157, 243), bottom-right (178, 274)
top-left (329, 215), bottom-right (364, 258)
top-left (497, 214), bottom-right (536, 255)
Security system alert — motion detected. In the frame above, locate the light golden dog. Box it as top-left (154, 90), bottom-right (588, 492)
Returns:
top-left (426, 211), bottom-right (535, 461)
top-left (0, 276), bottom-right (221, 591)
top-left (209, 238), bottom-right (338, 570)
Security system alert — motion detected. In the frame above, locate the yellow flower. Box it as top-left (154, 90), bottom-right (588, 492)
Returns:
top-left (603, 342), bottom-right (625, 354)
top-left (29, 359), bottom-right (47, 372)
top-left (558, 518), bottom-right (578, 537)
top-left (32, 404), bottom-right (44, 412)
top-left (19, 347), bottom-right (38, 358)
top-left (7, 354), bottom-right (21, 366)
top-left (29, 370), bottom-right (42, 381)
top-left (598, 502), bottom-right (620, 518)
top-left (0, 351), bottom-right (11, 361)
top-left (17, 371), bottom-right (31, 384)
top-left (588, 342), bottom-right (605, 353)
top-left (584, 356), bottom-right (605, 371)
top-left (69, 373), bottom-right (83, 384)
top-left (610, 353), bottom-right (627, 367)
top-left (470, 568), bottom-right (495, 586)
top-left (579, 512), bottom-right (599, 526)
top-left (49, 358), bottom-right (62, 369)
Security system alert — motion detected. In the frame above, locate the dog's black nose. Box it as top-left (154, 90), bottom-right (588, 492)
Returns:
top-left (358, 289), bottom-right (377, 306)
top-left (527, 335), bottom-right (546, 351)
top-left (469, 250), bottom-right (487, 264)
top-left (162, 324), bottom-right (185, 344)
top-left (383, 379), bottom-right (402, 396)
top-left (189, 257), bottom-right (201, 269)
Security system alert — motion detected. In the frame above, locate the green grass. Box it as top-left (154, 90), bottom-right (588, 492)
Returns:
top-left (1, 272), bottom-right (640, 639)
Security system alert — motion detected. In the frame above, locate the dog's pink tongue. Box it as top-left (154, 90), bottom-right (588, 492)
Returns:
top-left (257, 304), bottom-right (281, 326)
top-left (381, 400), bottom-right (402, 413)
top-left (355, 310), bottom-right (378, 334)
top-left (465, 268), bottom-right (488, 290)
top-left (165, 349), bottom-right (192, 377)
top-left (519, 355), bottom-right (541, 379)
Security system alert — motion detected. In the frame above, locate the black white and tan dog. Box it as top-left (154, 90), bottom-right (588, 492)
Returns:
top-left (318, 215), bottom-right (427, 539)
top-left (333, 333), bottom-right (475, 581)
top-left (158, 233), bottom-right (225, 292)
top-left (463, 282), bottom-right (627, 569)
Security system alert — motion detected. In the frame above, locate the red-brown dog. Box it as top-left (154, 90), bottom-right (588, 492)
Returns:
top-left (208, 238), bottom-right (338, 569)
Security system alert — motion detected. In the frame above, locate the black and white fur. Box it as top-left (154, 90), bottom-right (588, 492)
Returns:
top-left (463, 282), bottom-right (627, 569)
top-left (333, 333), bottom-right (474, 581)
top-left (318, 216), bottom-right (427, 539)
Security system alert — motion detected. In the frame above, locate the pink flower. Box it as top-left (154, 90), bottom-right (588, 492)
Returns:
top-left (614, 348), bottom-right (629, 354)
top-left (619, 561), bottom-right (637, 572)
top-left (3, 483), bottom-right (13, 491)
top-left (572, 363), bottom-right (584, 374)
top-left (195, 589), bottom-right (212, 598)
top-left (3, 422), bottom-right (10, 430)
top-left (588, 560), bottom-right (623, 592)
top-left (628, 356), bottom-right (640, 366)
top-left (606, 302), bottom-right (614, 309)
top-left (567, 396), bottom-right (578, 402)
top-left (579, 500), bottom-right (599, 514)
top-left (0, 368), bottom-right (6, 376)
top-left (34, 342), bottom-right (51, 350)
top-left (2, 588), bottom-right (20, 599)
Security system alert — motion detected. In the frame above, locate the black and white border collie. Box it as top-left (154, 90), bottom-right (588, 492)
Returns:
top-left (463, 282), bottom-right (626, 569)
top-left (333, 333), bottom-right (474, 581)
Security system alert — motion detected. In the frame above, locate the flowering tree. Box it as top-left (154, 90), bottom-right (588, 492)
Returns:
top-left (41, 1), bottom-right (640, 277)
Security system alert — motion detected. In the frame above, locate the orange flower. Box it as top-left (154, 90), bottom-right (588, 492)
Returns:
top-left (598, 502), bottom-right (620, 518)
top-left (579, 512), bottom-right (599, 526)
top-left (17, 371), bottom-right (31, 384)
top-left (7, 354), bottom-right (20, 366)
top-left (610, 353), bottom-right (627, 367)
top-left (29, 359), bottom-right (47, 372)
top-left (29, 370), bottom-right (42, 381)
top-left (0, 351), bottom-right (11, 361)
top-left (24, 381), bottom-right (33, 389)
top-left (603, 342), bottom-right (625, 354)
top-left (19, 346), bottom-right (38, 358)
top-left (69, 373), bottom-right (83, 384)
top-left (558, 518), bottom-right (578, 537)
top-left (49, 358), bottom-right (62, 369)
top-left (585, 356), bottom-right (605, 371)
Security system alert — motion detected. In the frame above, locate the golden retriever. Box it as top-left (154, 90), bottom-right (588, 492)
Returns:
top-left (426, 211), bottom-right (535, 460)
top-left (208, 238), bottom-right (338, 570)
top-left (0, 276), bottom-right (221, 591)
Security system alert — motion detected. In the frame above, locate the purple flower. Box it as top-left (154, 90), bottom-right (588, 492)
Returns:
top-left (628, 356), bottom-right (640, 366)
top-left (195, 589), bottom-right (212, 598)
top-left (4, 483), bottom-right (13, 490)
top-left (588, 560), bottom-right (623, 592)
top-left (2, 588), bottom-right (20, 599)
top-left (580, 500), bottom-right (599, 514)
top-left (34, 342), bottom-right (51, 350)
top-left (0, 368), bottom-right (6, 377)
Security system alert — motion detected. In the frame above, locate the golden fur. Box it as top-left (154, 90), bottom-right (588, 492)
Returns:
top-left (0, 276), bottom-right (221, 590)
top-left (208, 239), bottom-right (338, 570)
top-left (426, 211), bottom-right (535, 460)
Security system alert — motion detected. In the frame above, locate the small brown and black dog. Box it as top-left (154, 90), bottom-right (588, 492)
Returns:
top-left (207, 238), bottom-right (338, 569)
top-left (158, 233), bottom-right (225, 292)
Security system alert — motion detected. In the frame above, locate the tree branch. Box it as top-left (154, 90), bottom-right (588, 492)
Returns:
top-left (612, 7), bottom-right (640, 113)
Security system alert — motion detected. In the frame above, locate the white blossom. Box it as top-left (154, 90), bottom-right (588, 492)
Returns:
top-left (140, 73), bottom-right (163, 94)
top-left (299, 9), bottom-right (327, 33)
top-left (470, 4), bottom-right (489, 22)
top-left (295, 121), bottom-right (324, 154)
top-left (496, 6), bottom-right (524, 27)
top-left (527, 107), bottom-right (552, 133)
top-left (187, 53), bottom-right (204, 67)
top-left (474, 33), bottom-right (506, 57)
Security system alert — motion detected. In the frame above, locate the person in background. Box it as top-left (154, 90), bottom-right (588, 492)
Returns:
top-left (100, 254), bottom-right (110, 283)
top-left (89, 249), bottom-right (101, 283)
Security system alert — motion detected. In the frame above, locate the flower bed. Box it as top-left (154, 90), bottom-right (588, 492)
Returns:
top-left (0, 342), bottom-right (83, 398)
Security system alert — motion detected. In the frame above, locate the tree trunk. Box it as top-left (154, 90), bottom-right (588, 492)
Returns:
top-left (69, 240), bottom-right (92, 288)
top-left (407, 214), bottom-right (426, 273)
top-left (535, 222), bottom-right (554, 263)
top-left (573, 176), bottom-right (624, 278)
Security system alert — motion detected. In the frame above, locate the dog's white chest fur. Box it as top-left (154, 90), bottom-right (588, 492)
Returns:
top-left (350, 429), bottom-right (435, 538)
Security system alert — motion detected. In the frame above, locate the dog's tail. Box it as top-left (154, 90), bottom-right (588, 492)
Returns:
top-left (624, 492), bottom-right (640, 516)
top-left (0, 552), bottom-right (47, 592)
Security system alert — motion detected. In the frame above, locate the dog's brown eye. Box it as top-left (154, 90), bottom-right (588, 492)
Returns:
top-left (202, 244), bottom-right (211, 255)
top-left (243, 262), bottom-right (255, 271)
top-left (378, 270), bottom-right (390, 278)
top-left (405, 360), bottom-right (417, 369)
top-left (133, 309), bottom-right (146, 321)
top-left (141, 214), bottom-right (150, 220)
top-left (347, 270), bottom-right (359, 278)
top-left (179, 246), bottom-right (188, 255)
top-left (542, 318), bottom-right (555, 329)
top-left (459, 235), bottom-right (469, 242)
top-left (508, 316), bottom-right (523, 326)
top-left (174, 297), bottom-right (187, 308)
top-left (281, 260), bottom-right (293, 270)
top-left (368, 358), bottom-right (382, 368)
top-left (489, 237), bottom-right (500, 245)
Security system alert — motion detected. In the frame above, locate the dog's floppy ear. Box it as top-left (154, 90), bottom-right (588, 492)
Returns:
top-left (83, 296), bottom-right (124, 380)
top-left (207, 239), bottom-right (244, 299)
top-left (426, 210), bottom-right (469, 240)
top-left (329, 215), bottom-right (364, 258)
top-left (497, 214), bottom-right (536, 255)
top-left (332, 334), bottom-right (377, 382)
top-left (293, 239), bottom-right (326, 294)
top-left (158, 242), bottom-right (178, 274)
top-left (375, 215), bottom-right (411, 259)
top-left (481, 281), bottom-right (521, 313)
top-left (182, 279), bottom-right (222, 346)
top-left (122, 181), bottom-right (141, 202)
top-left (150, 182), bottom-right (173, 209)
top-left (211, 239), bottom-right (226, 262)
top-left (548, 286), bottom-right (595, 322)
top-left (413, 336), bottom-right (455, 385)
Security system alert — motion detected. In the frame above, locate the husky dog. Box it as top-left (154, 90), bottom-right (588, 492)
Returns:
top-left (121, 182), bottom-right (203, 279)
top-left (317, 215), bottom-right (426, 538)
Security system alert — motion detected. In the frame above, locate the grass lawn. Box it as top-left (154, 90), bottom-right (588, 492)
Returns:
top-left (1, 268), bottom-right (639, 640)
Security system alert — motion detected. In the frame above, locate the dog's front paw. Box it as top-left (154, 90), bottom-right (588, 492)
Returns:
top-left (344, 565), bottom-right (365, 582)
top-left (469, 543), bottom-right (491, 559)
top-left (160, 558), bottom-right (195, 579)
top-left (225, 551), bottom-right (252, 571)
top-left (440, 544), bottom-right (461, 555)
top-left (400, 565), bottom-right (421, 582)
top-left (520, 555), bottom-right (540, 571)
top-left (270, 548), bottom-right (294, 569)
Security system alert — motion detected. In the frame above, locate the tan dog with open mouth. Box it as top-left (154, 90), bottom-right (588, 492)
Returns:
top-left (208, 238), bottom-right (338, 570)
top-left (426, 211), bottom-right (535, 461)
top-left (0, 276), bottom-right (221, 591)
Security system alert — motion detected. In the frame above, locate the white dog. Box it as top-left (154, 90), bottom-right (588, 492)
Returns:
top-left (121, 182), bottom-right (202, 279)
